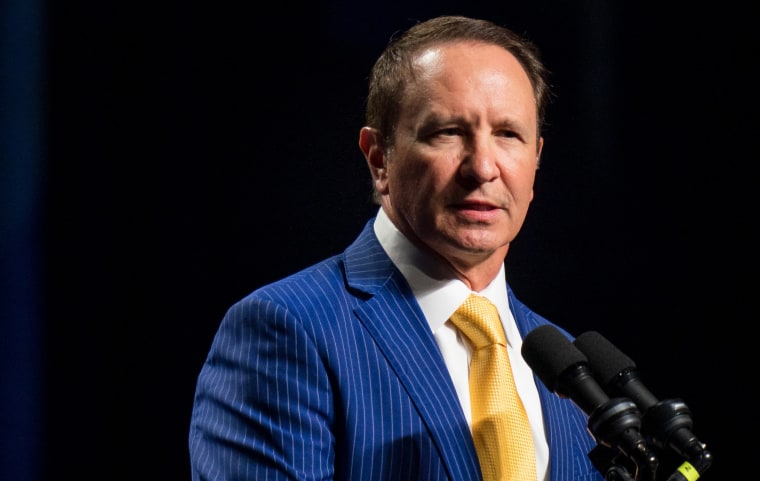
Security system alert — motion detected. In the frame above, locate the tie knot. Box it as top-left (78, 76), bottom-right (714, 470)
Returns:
top-left (449, 294), bottom-right (507, 350)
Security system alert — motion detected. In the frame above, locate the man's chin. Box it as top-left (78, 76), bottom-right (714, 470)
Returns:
top-left (443, 233), bottom-right (507, 258)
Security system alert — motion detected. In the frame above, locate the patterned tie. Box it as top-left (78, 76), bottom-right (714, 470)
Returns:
top-left (449, 294), bottom-right (537, 481)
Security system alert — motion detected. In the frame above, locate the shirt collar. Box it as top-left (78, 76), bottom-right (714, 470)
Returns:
top-left (373, 208), bottom-right (514, 343)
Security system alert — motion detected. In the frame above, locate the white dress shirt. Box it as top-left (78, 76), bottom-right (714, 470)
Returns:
top-left (373, 208), bottom-right (550, 481)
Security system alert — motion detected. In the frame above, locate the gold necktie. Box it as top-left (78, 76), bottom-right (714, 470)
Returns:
top-left (450, 294), bottom-right (537, 481)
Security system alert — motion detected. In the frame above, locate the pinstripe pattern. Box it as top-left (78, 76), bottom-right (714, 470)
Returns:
top-left (189, 218), bottom-right (604, 481)
top-left (511, 299), bottom-right (607, 481)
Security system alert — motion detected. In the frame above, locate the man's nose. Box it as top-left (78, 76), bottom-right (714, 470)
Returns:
top-left (460, 137), bottom-right (499, 183)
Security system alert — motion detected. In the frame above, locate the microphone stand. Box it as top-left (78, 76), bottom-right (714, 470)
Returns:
top-left (588, 445), bottom-right (637, 481)
top-left (588, 397), bottom-right (714, 481)
top-left (585, 397), bottom-right (659, 481)
top-left (644, 398), bottom-right (713, 481)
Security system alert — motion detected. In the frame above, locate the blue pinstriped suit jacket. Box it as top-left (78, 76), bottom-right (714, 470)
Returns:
top-left (189, 218), bottom-right (604, 481)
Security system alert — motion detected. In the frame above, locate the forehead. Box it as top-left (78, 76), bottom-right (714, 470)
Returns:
top-left (402, 41), bottom-right (536, 118)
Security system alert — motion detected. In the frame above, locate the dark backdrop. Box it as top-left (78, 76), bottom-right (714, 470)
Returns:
top-left (2, 1), bottom-right (755, 480)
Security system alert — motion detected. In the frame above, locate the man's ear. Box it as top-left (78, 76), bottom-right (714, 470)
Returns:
top-left (536, 136), bottom-right (544, 170)
top-left (359, 127), bottom-right (389, 194)
top-left (530, 136), bottom-right (545, 202)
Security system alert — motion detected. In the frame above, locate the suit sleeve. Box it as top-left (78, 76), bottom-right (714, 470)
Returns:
top-left (189, 295), bottom-right (335, 481)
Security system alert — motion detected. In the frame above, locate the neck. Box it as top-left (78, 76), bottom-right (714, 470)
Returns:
top-left (443, 253), bottom-right (506, 291)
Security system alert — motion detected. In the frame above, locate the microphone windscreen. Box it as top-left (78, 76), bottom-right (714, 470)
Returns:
top-left (574, 331), bottom-right (636, 386)
top-left (521, 325), bottom-right (587, 392)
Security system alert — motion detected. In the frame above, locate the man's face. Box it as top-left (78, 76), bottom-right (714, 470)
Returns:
top-left (374, 41), bottom-right (542, 271)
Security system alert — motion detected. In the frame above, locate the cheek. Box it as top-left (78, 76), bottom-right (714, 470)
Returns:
top-left (388, 148), bottom-right (467, 199)
top-left (391, 157), bottom-right (438, 192)
top-left (505, 163), bottom-right (537, 198)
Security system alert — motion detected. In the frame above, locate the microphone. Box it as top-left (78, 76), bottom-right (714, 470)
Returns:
top-left (573, 331), bottom-right (713, 478)
top-left (522, 325), bottom-right (658, 480)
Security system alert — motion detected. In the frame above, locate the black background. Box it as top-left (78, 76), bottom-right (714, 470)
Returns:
top-left (6, 1), bottom-right (757, 479)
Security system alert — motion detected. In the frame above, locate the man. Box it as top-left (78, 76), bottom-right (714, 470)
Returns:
top-left (189, 15), bottom-right (604, 481)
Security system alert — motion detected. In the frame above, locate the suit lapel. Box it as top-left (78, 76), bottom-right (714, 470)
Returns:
top-left (509, 288), bottom-right (597, 481)
top-left (343, 220), bottom-right (482, 480)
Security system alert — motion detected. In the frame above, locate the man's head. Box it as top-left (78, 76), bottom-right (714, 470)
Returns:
top-left (359, 16), bottom-right (550, 288)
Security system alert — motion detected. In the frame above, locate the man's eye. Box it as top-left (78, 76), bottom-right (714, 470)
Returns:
top-left (438, 128), bottom-right (461, 136)
top-left (496, 130), bottom-right (519, 139)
